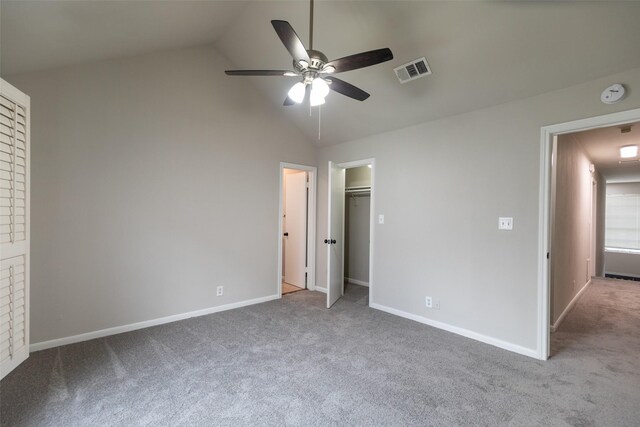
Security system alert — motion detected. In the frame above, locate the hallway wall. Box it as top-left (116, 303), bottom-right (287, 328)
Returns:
top-left (551, 134), bottom-right (604, 325)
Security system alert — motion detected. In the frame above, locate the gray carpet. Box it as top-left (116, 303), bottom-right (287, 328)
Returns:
top-left (1, 278), bottom-right (639, 426)
top-left (342, 283), bottom-right (369, 306)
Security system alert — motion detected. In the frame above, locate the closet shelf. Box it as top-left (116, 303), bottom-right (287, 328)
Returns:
top-left (345, 185), bottom-right (371, 196)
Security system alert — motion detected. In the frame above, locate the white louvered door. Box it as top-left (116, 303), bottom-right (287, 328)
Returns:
top-left (0, 79), bottom-right (30, 380)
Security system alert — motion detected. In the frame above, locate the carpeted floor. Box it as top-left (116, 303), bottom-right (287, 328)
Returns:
top-left (1, 277), bottom-right (639, 426)
top-left (342, 283), bottom-right (369, 306)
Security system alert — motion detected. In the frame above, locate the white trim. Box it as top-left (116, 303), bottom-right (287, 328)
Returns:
top-left (278, 163), bottom-right (317, 298)
top-left (30, 294), bottom-right (279, 352)
top-left (538, 107), bottom-right (640, 361)
top-left (314, 286), bottom-right (327, 293)
top-left (345, 277), bottom-right (369, 287)
top-left (370, 302), bottom-right (539, 359)
top-left (335, 158), bottom-right (375, 307)
top-left (550, 279), bottom-right (592, 333)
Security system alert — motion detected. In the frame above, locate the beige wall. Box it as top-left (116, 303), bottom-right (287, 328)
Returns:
top-left (316, 67), bottom-right (640, 354)
top-left (7, 45), bottom-right (316, 344)
top-left (551, 135), bottom-right (603, 324)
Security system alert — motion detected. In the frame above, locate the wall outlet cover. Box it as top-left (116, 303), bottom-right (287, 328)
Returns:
top-left (425, 296), bottom-right (433, 308)
top-left (498, 217), bottom-right (513, 230)
top-left (216, 286), bottom-right (224, 296)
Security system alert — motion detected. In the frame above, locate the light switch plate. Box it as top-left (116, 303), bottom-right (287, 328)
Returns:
top-left (498, 217), bottom-right (513, 230)
top-left (378, 214), bottom-right (385, 224)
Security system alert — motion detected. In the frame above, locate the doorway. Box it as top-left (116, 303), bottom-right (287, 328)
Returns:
top-left (326, 159), bottom-right (375, 309)
top-left (539, 107), bottom-right (640, 360)
top-left (278, 163), bottom-right (317, 297)
top-left (344, 166), bottom-right (372, 305)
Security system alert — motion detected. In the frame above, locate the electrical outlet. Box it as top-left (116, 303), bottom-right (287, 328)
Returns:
top-left (216, 286), bottom-right (224, 296)
top-left (498, 217), bottom-right (513, 230)
top-left (425, 296), bottom-right (433, 308)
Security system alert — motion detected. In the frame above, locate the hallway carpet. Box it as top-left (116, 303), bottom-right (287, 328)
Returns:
top-left (1, 278), bottom-right (639, 426)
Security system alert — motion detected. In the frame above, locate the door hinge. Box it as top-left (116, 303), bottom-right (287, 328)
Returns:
top-left (546, 252), bottom-right (550, 260)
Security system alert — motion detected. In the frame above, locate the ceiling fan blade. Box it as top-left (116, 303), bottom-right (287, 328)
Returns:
top-left (225, 70), bottom-right (298, 76)
top-left (326, 48), bottom-right (393, 73)
top-left (271, 20), bottom-right (310, 64)
top-left (326, 77), bottom-right (370, 101)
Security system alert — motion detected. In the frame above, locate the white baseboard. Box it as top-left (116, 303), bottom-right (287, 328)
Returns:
top-left (550, 279), bottom-right (591, 333)
top-left (30, 294), bottom-right (280, 352)
top-left (370, 302), bottom-right (539, 359)
top-left (314, 286), bottom-right (327, 294)
top-left (344, 277), bottom-right (369, 287)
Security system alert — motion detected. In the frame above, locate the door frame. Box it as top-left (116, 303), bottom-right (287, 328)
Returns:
top-left (328, 158), bottom-right (375, 307)
top-left (277, 162), bottom-right (317, 298)
top-left (590, 177), bottom-right (597, 278)
top-left (538, 107), bottom-right (640, 360)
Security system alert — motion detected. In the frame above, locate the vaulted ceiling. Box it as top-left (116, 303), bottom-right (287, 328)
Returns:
top-left (3, 1), bottom-right (640, 145)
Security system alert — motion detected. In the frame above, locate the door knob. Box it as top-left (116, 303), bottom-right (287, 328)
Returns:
top-left (283, 232), bottom-right (289, 236)
top-left (331, 239), bottom-right (336, 244)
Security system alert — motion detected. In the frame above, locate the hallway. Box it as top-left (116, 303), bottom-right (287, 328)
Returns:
top-left (551, 276), bottom-right (640, 367)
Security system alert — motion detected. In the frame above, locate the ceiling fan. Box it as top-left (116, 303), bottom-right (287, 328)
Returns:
top-left (225, 0), bottom-right (393, 107)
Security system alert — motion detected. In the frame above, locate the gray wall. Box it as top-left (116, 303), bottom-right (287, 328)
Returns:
top-left (316, 67), bottom-right (640, 353)
top-left (7, 45), bottom-right (316, 344)
top-left (344, 166), bottom-right (371, 284)
top-left (604, 182), bottom-right (640, 278)
top-left (550, 135), bottom-right (604, 325)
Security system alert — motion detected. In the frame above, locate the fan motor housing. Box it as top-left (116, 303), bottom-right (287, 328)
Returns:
top-left (293, 49), bottom-right (328, 73)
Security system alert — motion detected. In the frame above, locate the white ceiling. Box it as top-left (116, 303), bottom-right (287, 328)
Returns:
top-left (3, 1), bottom-right (640, 146)
top-left (572, 122), bottom-right (640, 183)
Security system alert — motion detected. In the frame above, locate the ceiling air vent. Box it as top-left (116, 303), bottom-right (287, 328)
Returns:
top-left (394, 57), bottom-right (432, 84)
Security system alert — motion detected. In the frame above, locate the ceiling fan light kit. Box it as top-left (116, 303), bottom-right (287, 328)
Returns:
top-left (288, 82), bottom-right (306, 104)
top-left (225, 0), bottom-right (393, 107)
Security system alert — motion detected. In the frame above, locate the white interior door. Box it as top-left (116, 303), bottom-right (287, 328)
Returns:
top-left (327, 162), bottom-right (345, 308)
top-left (0, 79), bottom-right (30, 380)
top-left (284, 171), bottom-right (307, 288)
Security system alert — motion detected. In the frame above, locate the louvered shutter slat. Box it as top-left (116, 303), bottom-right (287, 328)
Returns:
top-left (0, 82), bottom-right (30, 380)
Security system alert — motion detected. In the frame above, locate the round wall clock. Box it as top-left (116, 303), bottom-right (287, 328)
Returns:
top-left (601, 84), bottom-right (626, 104)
